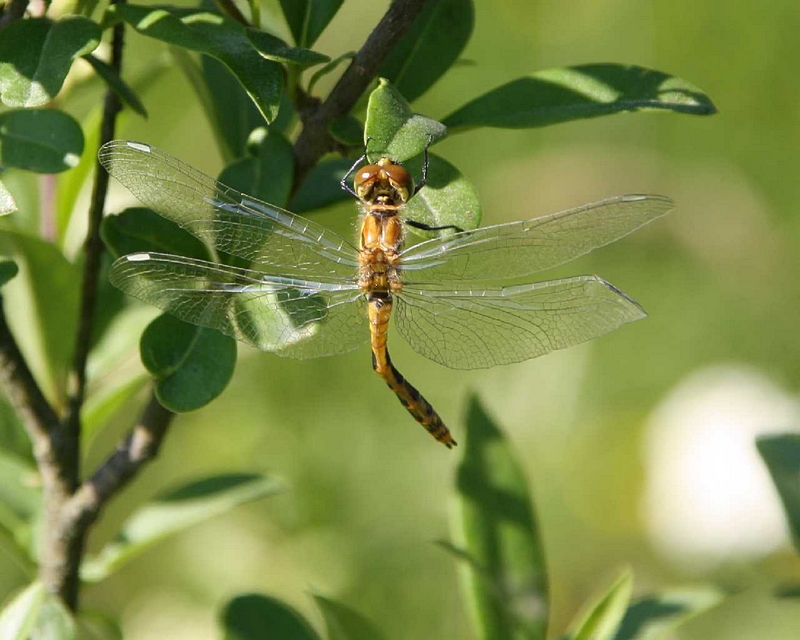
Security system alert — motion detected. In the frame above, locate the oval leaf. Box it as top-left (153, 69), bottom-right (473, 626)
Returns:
top-left (111, 4), bottom-right (282, 123)
top-left (378, 0), bottom-right (474, 102)
top-left (330, 114), bottom-right (363, 147)
top-left (0, 260), bottom-right (18, 287)
top-left (443, 64), bottom-right (718, 132)
top-left (314, 595), bottom-right (386, 640)
top-left (0, 582), bottom-right (45, 640)
top-left (364, 79), bottom-right (447, 162)
top-left (0, 180), bottom-right (16, 215)
top-left (289, 157), bottom-right (354, 213)
top-left (564, 569), bottom-right (633, 640)
top-left (757, 434), bottom-right (800, 552)
top-left (221, 594), bottom-right (320, 640)
top-left (82, 54), bottom-right (148, 117)
top-left (140, 313), bottom-right (237, 412)
top-left (453, 396), bottom-right (549, 640)
top-left (278, 0), bottom-right (344, 48)
top-left (0, 109), bottom-right (83, 173)
top-left (0, 17), bottom-right (101, 107)
top-left (403, 153), bottom-right (481, 235)
top-left (82, 473), bottom-right (285, 582)
top-left (101, 207), bottom-right (209, 260)
top-left (246, 29), bottom-right (329, 68)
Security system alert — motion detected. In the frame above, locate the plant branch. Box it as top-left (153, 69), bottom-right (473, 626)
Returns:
top-left (0, 0), bottom-right (29, 28)
top-left (213, 0), bottom-right (249, 26)
top-left (292, 0), bottom-right (428, 189)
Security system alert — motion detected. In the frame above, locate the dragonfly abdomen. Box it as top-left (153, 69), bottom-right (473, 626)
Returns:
top-left (368, 296), bottom-right (456, 448)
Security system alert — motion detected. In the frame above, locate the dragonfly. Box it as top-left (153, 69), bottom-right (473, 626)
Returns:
top-left (99, 140), bottom-right (673, 449)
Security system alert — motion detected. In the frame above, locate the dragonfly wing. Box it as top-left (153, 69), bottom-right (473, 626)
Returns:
top-left (111, 252), bottom-right (368, 359)
top-left (394, 276), bottom-right (647, 369)
top-left (99, 140), bottom-right (359, 278)
top-left (400, 194), bottom-right (673, 282)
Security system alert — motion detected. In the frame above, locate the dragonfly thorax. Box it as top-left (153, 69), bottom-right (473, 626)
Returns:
top-left (354, 157), bottom-right (413, 206)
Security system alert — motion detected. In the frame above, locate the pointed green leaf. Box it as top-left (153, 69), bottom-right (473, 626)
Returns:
top-left (757, 434), bottom-right (800, 553)
top-left (221, 594), bottom-right (320, 640)
top-left (111, 4), bottom-right (282, 123)
top-left (0, 260), bottom-right (18, 286)
top-left (0, 180), bottom-right (16, 215)
top-left (314, 595), bottom-right (386, 640)
top-left (278, 0), bottom-right (344, 48)
top-left (379, 0), bottom-right (474, 102)
top-left (0, 582), bottom-right (45, 640)
top-left (0, 17), bottom-right (101, 107)
top-left (0, 450), bottom-right (40, 550)
top-left (453, 396), bottom-right (549, 640)
top-left (289, 157), bottom-right (354, 213)
top-left (364, 79), bottom-right (447, 163)
top-left (613, 586), bottom-right (724, 640)
top-left (246, 29), bottom-right (330, 68)
top-left (403, 153), bottom-right (481, 236)
top-left (140, 314), bottom-right (237, 413)
top-left (82, 473), bottom-right (285, 582)
top-left (82, 54), bottom-right (148, 118)
top-left (101, 207), bottom-right (210, 260)
top-left (0, 109), bottom-right (83, 173)
top-left (564, 569), bottom-right (633, 640)
top-left (443, 64), bottom-right (718, 132)
top-left (307, 51), bottom-right (355, 94)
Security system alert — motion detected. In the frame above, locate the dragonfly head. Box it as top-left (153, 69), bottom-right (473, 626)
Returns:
top-left (354, 157), bottom-right (413, 206)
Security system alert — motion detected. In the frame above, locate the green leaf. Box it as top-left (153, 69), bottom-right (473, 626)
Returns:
top-left (757, 434), bottom-right (800, 553)
top-left (82, 54), bottom-right (148, 117)
top-left (278, 0), bottom-right (344, 48)
top-left (613, 586), bottom-right (724, 640)
top-left (453, 396), bottom-right (549, 640)
top-left (330, 114), bottom-right (363, 147)
top-left (246, 29), bottom-right (330, 68)
top-left (0, 260), bottom-right (18, 286)
top-left (76, 611), bottom-right (123, 640)
top-left (0, 231), bottom-right (80, 404)
top-left (82, 373), bottom-right (149, 446)
top-left (30, 594), bottom-right (76, 640)
top-left (0, 180), bottom-right (16, 215)
top-left (140, 313), bottom-right (237, 413)
top-left (82, 473), bottom-right (285, 582)
top-left (307, 51), bottom-right (354, 94)
top-left (564, 569), bottom-right (633, 640)
top-left (221, 593), bottom-right (320, 640)
top-left (111, 4), bottom-right (282, 123)
top-left (101, 207), bottom-right (210, 260)
top-left (379, 0), bottom-right (474, 102)
top-left (0, 109), bottom-right (83, 173)
top-left (0, 17), bottom-right (101, 107)
top-left (289, 157), bottom-right (354, 213)
top-left (443, 64), bottom-right (718, 132)
top-left (0, 582), bottom-right (46, 640)
top-left (364, 79), bottom-right (447, 163)
top-left (314, 595), bottom-right (386, 640)
top-left (403, 153), bottom-right (481, 236)
top-left (219, 128), bottom-right (294, 208)
top-left (0, 450), bottom-right (40, 551)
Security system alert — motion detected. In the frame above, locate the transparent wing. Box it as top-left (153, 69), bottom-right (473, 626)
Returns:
top-left (394, 276), bottom-right (647, 369)
top-left (110, 252), bottom-right (368, 359)
top-left (99, 140), bottom-right (360, 279)
top-left (399, 195), bottom-right (673, 283)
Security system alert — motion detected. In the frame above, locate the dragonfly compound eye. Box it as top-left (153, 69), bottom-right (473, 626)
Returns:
top-left (354, 164), bottom-right (380, 200)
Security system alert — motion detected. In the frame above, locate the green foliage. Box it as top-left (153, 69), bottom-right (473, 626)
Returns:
top-left (0, 582), bottom-right (76, 640)
top-left (82, 473), bottom-right (285, 581)
top-left (379, 0), bottom-right (474, 102)
top-left (563, 569), bottom-right (633, 640)
top-left (82, 55), bottom-right (148, 118)
top-left (289, 157), bottom-right (354, 213)
top-left (140, 314), bottom-right (237, 413)
top-left (0, 260), bottom-right (18, 287)
top-left (0, 450), bottom-right (39, 556)
top-left (313, 595), bottom-right (387, 640)
top-left (443, 64), bottom-right (717, 132)
top-left (0, 17), bottom-right (100, 107)
top-left (278, 0), bottom-right (344, 48)
top-left (757, 434), bottom-right (800, 553)
top-left (0, 181), bottom-right (16, 215)
top-left (452, 396), bottom-right (549, 640)
top-left (221, 593), bottom-right (320, 640)
top-left (246, 29), bottom-right (330, 68)
top-left (101, 207), bottom-right (209, 260)
top-left (307, 51), bottom-right (355, 94)
top-left (0, 109), bottom-right (83, 173)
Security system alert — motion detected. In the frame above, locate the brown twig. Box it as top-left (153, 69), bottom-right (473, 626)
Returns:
top-left (0, 0), bottom-right (29, 28)
top-left (213, 0), bottom-right (249, 26)
top-left (292, 0), bottom-right (428, 190)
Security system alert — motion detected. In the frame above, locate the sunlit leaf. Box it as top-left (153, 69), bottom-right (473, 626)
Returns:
top-left (379, 0), bottom-right (474, 102)
top-left (246, 29), bottom-right (329, 68)
top-left (82, 473), bottom-right (285, 581)
top-left (443, 64), bottom-right (718, 132)
top-left (0, 260), bottom-right (18, 286)
top-left (82, 54), bottom-right (148, 117)
top-left (0, 17), bottom-right (101, 107)
top-left (314, 595), bottom-right (386, 640)
top-left (221, 593), bottom-right (320, 640)
top-left (30, 594), bottom-right (76, 640)
top-left (453, 396), bottom-right (549, 640)
top-left (0, 110), bottom-right (83, 174)
top-left (757, 433), bottom-right (800, 553)
top-left (110, 4), bottom-right (282, 123)
top-left (289, 157), bottom-right (354, 213)
top-left (0, 582), bottom-right (45, 640)
top-left (278, 0), bottom-right (344, 48)
top-left (563, 569), bottom-right (633, 640)
top-left (0, 180), bottom-right (16, 215)
top-left (364, 79), bottom-right (447, 163)
top-left (0, 450), bottom-right (40, 552)
top-left (101, 207), bottom-right (209, 260)
top-left (140, 314), bottom-right (237, 413)
top-left (82, 373), bottom-right (150, 446)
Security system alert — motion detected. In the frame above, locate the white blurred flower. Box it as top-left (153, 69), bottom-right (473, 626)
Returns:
top-left (642, 365), bottom-right (800, 573)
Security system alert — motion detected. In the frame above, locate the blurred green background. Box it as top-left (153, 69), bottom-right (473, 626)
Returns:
top-left (4, 0), bottom-right (800, 638)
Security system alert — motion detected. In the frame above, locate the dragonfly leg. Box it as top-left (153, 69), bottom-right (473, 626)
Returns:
top-left (341, 151), bottom-right (368, 199)
top-left (405, 219), bottom-right (464, 234)
top-left (412, 135), bottom-right (434, 196)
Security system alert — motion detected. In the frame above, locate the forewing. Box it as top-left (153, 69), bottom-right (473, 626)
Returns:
top-left (400, 195), bottom-right (673, 282)
top-left (110, 252), bottom-right (368, 359)
top-left (394, 276), bottom-right (647, 369)
top-left (99, 140), bottom-right (359, 278)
